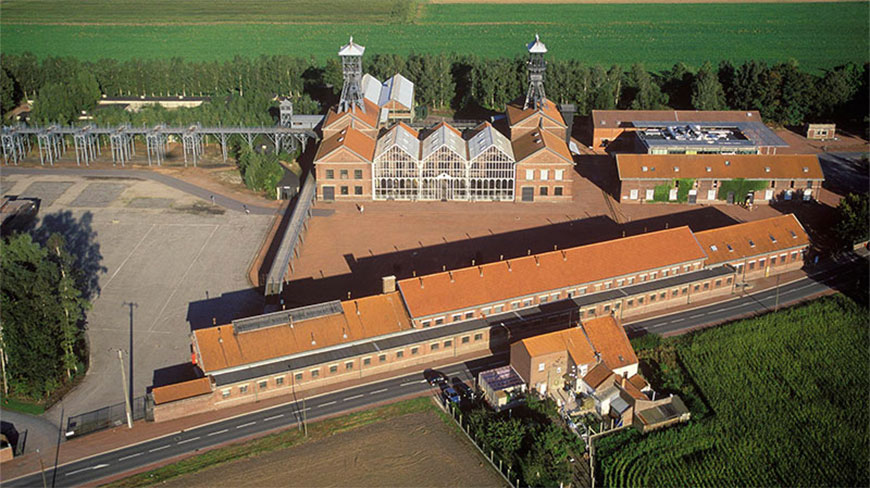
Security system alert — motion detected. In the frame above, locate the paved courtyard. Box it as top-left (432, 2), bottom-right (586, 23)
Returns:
top-left (1, 173), bottom-right (273, 425)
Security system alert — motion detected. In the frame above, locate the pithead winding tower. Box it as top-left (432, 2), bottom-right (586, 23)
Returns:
top-left (523, 34), bottom-right (548, 111)
top-left (338, 36), bottom-right (366, 113)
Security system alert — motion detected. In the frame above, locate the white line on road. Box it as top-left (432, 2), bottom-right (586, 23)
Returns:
top-left (400, 380), bottom-right (425, 386)
top-left (263, 414), bottom-right (284, 421)
top-left (207, 429), bottom-right (228, 436)
top-left (319, 401), bottom-right (337, 407)
top-left (369, 388), bottom-right (389, 395)
top-left (670, 318), bottom-right (685, 323)
top-left (101, 224), bottom-right (155, 292)
top-left (118, 452), bottom-right (143, 461)
top-left (148, 445), bottom-right (170, 453)
top-left (177, 437), bottom-right (200, 445)
top-left (66, 464), bottom-right (110, 476)
top-left (720, 305), bottom-right (743, 311)
top-left (343, 394), bottom-right (364, 401)
top-left (689, 314), bottom-right (704, 319)
top-left (236, 422), bottom-right (256, 429)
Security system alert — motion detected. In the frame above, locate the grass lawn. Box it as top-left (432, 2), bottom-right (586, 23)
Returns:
top-left (598, 294), bottom-right (870, 487)
top-left (0, 395), bottom-right (46, 415)
top-left (1, 2), bottom-right (867, 71)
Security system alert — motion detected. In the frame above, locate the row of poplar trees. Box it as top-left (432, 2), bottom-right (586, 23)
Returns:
top-left (0, 52), bottom-right (866, 131)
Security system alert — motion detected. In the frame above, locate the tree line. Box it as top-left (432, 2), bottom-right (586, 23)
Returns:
top-left (1, 52), bottom-right (867, 131)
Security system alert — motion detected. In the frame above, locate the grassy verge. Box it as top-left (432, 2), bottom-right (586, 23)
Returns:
top-left (104, 396), bottom-right (434, 488)
top-left (0, 396), bottom-right (46, 415)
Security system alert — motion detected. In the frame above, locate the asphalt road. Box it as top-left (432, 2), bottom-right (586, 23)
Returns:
top-left (5, 257), bottom-right (866, 487)
top-left (625, 259), bottom-right (867, 337)
top-left (2, 167), bottom-right (278, 215)
top-left (2, 355), bottom-right (509, 488)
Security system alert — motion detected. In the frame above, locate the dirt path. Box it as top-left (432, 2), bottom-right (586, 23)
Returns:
top-left (159, 410), bottom-right (505, 488)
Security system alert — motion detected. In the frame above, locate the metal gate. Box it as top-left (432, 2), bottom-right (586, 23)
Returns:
top-left (521, 187), bottom-right (534, 202)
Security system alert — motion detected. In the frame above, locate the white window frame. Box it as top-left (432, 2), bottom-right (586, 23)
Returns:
top-left (540, 169), bottom-right (549, 181)
top-left (538, 362), bottom-right (546, 372)
top-left (555, 169), bottom-right (564, 181)
top-left (525, 169), bottom-right (534, 180)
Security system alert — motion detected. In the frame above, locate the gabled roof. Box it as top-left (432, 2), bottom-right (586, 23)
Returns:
top-left (593, 110), bottom-right (762, 129)
top-left (468, 122), bottom-right (514, 161)
top-left (505, 97), bottom-right (565, 128)
top-left (323, 98), bottom-right (380, 130)
top-left (375, 122), bottom-right (420, 160)
top-left (194, 292), bottom-right (412, 374)
top-left (398, 226), bottom-right (707, 318)
top-left (517, 316), bottom-right (638, 375)
top-left (421, 122), bottom-right (467, 161)
top-left (338, 36), bottom-right (365, 56)
top-left (315, 126), bottom-right (376, 162)
top-left (151, 377), bottom-right (212, 405)
top-left (616, 154), bottom-right (824, 180)
top-left (694, 214), bottom-right (809, 266)
top-left (380, 73), bottom-right (414, 110)
top-left (361, 73), bottom-right (382, 105)
top-left (512, 127), bottom-right (573, 164)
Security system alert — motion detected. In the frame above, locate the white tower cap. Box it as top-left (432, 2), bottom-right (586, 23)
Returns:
top-left (527, 34), bottom-right (548, 54)
top-left (339, 36), bottom-right (365, 56)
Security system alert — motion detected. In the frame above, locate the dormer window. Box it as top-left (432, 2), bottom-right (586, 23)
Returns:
top-left (802, 167), bottom-right (809, 173)
top-left (706, 167), bottom-right (712, 172)
top-left (726, 244), bottom-right (734, 252)
top-left (674, 166), bottom-right (680, 172)
top-left (748, 239), bottom-right (755, 248)
top-left (642, 166), bottom-right (648, 172)
top-left (710, 245), bottom-right (718, 252)
top-left (790, 230), bottom-right (797, 239)
top-left (769, 234), bottom-right (777, 243)
top-left (724, 160), bottom-right (731, 166)
top-left (765, 167), bottom-right (771, 173)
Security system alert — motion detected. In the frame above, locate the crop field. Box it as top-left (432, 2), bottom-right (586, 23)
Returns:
top-left (596, 295), bottom-right (870, 487)
top-left (1, 1), bottom-right (867, 71)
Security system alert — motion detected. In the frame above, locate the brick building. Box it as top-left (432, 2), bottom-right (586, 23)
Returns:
top-left (150, 214), bottom-right (810, 421)
top-left (591, 110), bottom-right (786, 154)
top-left (615, 153), bottom-right (824, 204)
top-left (314, 36), bottom-right (574, 203)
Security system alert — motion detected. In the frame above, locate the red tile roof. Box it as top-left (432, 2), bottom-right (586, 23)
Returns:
top-left (506, 98), bottom-right (566, 128)
top-left (323, 98), bottom-right (380, 130)
top-left (314, 125), bottom-right (376, 162)
top-left (398, 226), bottom-right (706, 318)
top-left (517, 316), bottom-right (637, 373)
top-left (511, 127), bottom-right (573, 164)
top-left (151, 377), bottom-right (212, 405)
top-left (616, 154), bottom-right (824, 180)
top-left (194, 292), bottom-right (412, 373)
top-left (694, 214), bottom-right (809, 266)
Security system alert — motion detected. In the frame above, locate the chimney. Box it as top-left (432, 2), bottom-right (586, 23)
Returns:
top-left (448, 271), bottom-right (454, 283)
top-left (561, 250), bottom-right (567, 261)
top-left (558, 103), bottom-right (576, 145)
top-left (354, 301), bottom-right (360, 315)
top-left (382, 275), bottom-right (397, 294)
top-left (621, 375), bottom-right (626, 389)
top-left (479, 266), bottom-right (484, 278)
top-left (419, 277), bottom-right (424, 289)
top-left (534, 256), bottom-right (540, 267)
top-left (507, 261), bottom-right (512, 272)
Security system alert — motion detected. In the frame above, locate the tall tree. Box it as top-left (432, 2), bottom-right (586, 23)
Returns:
top-left (661, 62), bottom-right (694, 109)
top-left (625, 63), bottom-right (666, 110)
top-left (691, 61), bottom-right (727, 110)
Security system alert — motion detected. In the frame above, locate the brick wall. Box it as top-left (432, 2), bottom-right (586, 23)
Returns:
top-left (316, 163), bottom-right (372, 200)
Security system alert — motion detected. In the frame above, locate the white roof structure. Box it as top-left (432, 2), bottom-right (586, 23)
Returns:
top-left (338, 36), bottom-right (365, 56)
top-left (375, 123), bottom-right (420, 159)
top-left (361, 74), bottom-right (382, 105)
top-left (379, 74), bottom-right (415, 110)
top-left (527, 34), bottom-right (547, 54)
top-left (421, 124), bottom-right (467, 161)
top-left (467, 124), bottom-right (514, 161)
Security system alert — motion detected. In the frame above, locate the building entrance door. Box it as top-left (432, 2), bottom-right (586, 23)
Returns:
top-left (521, 187), bottom-right (534, 202)
top-left (688, 189), bottom-right (697, 204)
top-left (440, 179), bottom-right (449, 201)
top-left (322, 186), bottom-right (335, 201)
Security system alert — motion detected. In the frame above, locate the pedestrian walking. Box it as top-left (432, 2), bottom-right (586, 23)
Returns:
top-left (360, 204), bottom-right (364, 214)
top-left (243, 204), bottom-right (250, 215)
top-left (210, 194), bottom-right (215, 205)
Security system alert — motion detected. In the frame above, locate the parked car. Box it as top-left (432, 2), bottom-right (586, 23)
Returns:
top-left (442, 386), bottom-right (461, 405)
top-left (451, 378), bottom-right (475, 399)
top-left (424, 368), bottom-right (448, 387)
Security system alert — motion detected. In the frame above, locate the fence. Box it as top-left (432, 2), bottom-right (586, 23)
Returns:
top-left (65, 395), bottom-right (148, 438)
top-left (435, 395), bottom-right (518, 488)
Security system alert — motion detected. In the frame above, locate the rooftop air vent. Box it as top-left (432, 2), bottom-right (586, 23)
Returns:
top-left (724, 160), bottom-right (731, 166)
top-left (726, 244), bottom-right (734, 252)
top-left (769, 234), bottom-right (777, 243)
top-left (790, 230), bottom-right (797, 239)
top-left (748, 239), bottom-right (755, 248)
top-left (337, 137), bottom-right (344, 142)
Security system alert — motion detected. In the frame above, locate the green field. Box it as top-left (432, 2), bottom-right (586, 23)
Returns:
top-left (597, 295), bottom-right (870, 487)
top-left (1, 1), bottom-right (867, 71)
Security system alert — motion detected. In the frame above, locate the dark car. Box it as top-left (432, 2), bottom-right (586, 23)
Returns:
top-left (424, 368), bottom-right (448, 387)
top-left (442, 386), bottom-right (461, 405)
top-left (451, 378), bottom-right (475, 399)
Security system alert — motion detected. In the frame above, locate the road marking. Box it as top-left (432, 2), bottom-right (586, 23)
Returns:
top-left (118, 452), bottom-right (143, 461)
top-left (689, 314), bottom-right (704, 319)
top-left (263, 414), bottom-right (284, 421)
top-left (177, 437), bottom-right (200, 445)
top-left (400, 380), bottom-right (425, 387)
top-left (369, 388), bottom-right (389, 395)
top-left (101, 224), bottom-right (155, 291)
top-left (343, 394), bottom-right (364, 401)
top-left (66, 464), bottom-right (110, 476)
top-left (670, 318), bottom-right (684, 323)
top-left (720, 305), bottom-right (743, 311)
top-left (319, 401), bottom-right (337, 407)
top-left (207, 429), bottom-right (228, 436)
top-left (236, 421), bottom-right (257, 429)
top-left (148, 445), bottom-right (170, 453)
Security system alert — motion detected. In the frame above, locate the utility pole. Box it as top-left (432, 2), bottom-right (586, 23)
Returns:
top-left (0, 322), bottom-right (8, 395)
top-left (36, 449), bottom-right (47, 488)
top-left (302, 394), bottom-right (308, 437)
top-left (118, 349), bottom-right (133, 429)
top-left (774, 273), bottom-right (781, 312)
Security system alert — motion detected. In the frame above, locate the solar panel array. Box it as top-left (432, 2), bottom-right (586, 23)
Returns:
top-left (232, 300), bottom-right (343, 335)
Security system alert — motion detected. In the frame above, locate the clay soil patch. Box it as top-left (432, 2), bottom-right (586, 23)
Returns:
top-left (159, 410), bottom-right (504, 488)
